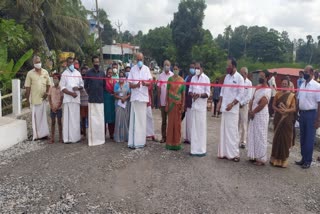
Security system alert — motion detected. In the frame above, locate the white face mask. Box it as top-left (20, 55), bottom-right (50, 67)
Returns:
top-left (195, 69), bottom-right (201, 76)
top-left (34, 63), bottom-right (42, 69)
top-left (112, 68), bottom-right (118, 74)
top-left (165, 65), bottom-right (170, 71)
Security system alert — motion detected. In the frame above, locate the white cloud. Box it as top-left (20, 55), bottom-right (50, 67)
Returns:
top-left (82, 0), bottom-right (320, 40)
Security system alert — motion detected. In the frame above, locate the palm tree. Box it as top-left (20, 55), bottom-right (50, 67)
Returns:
top-left (1, 0), bottom-right (89, 55)
top-left (306, 35), bottom-right (314, 64)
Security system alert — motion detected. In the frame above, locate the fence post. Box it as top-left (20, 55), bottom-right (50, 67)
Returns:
top-left (0, 90), bottom-right (2, 117)
top-left (12, 79), bottom-right (21, 116)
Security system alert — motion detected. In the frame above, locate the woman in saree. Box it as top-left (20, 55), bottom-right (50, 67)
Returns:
top-left (247, 70), bottom-right (272, 166)
top-left (165, 64), bottom-right (185, 150)
top-left (270, 78), bottom-right (296, 168)
top-left (104, 67), bottom-right (116, 140)
top-left (114, 71), bottom-right (131, 143)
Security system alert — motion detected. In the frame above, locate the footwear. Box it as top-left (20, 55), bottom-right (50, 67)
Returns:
top-left (239, 143), bottom-right (245, 149)
top-left (232, 157), bottom-right (240, 162)
top-left (160, 138), bottom-right (166, 143)
top-left (184, 140), bottom-right (190, 144)
top-left (301, 163), bottom-right (311, 169)
top-left (295, 160), bottom-right (304, 165)
top-left (317, 156), bottom-right (320, 162)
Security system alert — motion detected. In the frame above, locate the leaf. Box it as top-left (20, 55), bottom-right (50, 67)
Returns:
top-left (0, 44), bottom-right (8, 68)
top-left (12, 49), bottom-right (33, 73)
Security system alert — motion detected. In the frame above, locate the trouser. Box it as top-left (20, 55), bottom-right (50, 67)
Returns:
top-left (299, 110), bottom-right (317, 164)
top-left (160, 106), bottom-right (167, 140)
top-left (213, 99), bottom-right (219, 116)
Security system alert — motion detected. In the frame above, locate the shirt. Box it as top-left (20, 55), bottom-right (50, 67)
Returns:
top-left (84, 68), bottom-right (105, 103)
top-left (24, 68), bottom-right (51, 105)
top-left (189, 73), bottom-right (210, 112)
top-left (268, 76), bottom-right (277, 97)
top-left (212, 86), bottom-right (221, 101)
top-left (298, 79), bottom-right (320, 110)
top-left (220, 71), bottom-right (244, 113)
top-left (240, 78), bottom-right (253, 105)
top-left (157, 71), bottom-right (174, 106)
top-left (128, 64), bottom-right (152, 102)
top-left (48, 86), bottom-right (64, 110)
top-left (60, 68), bottom-right (84, 104)
top-left (80, 89), bottom-right (89, 106)
top-left (297, 78), bottom-right (305, 88)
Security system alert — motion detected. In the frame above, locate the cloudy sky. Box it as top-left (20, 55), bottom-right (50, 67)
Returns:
top-left (82, 0), bottom-right (320, 41)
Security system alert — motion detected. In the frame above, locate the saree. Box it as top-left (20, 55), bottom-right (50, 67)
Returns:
top-left (166, 76), bottom-right (185, 150)
top-left (104, 79), bottom-right (116, 123)
top-left (270, 92), bottom-right (296, 167)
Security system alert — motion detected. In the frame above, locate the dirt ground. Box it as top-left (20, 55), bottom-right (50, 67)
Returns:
top-left (1, 109), bottom-right (320, 213)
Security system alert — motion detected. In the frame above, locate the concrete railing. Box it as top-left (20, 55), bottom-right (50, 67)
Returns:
top-left (0, 79), bottom-right (23, 117)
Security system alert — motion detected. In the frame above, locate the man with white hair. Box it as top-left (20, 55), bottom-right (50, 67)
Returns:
top-left (157, 60), bottom-right (173, 143)
top-left (25, 55), bottom-right (51, 141)
top-left (239, 67), bottom-right (252, 149)
top-left (128, 53), bottom-right (152, 149)
top-left (60, 57), bottom-right (84, 143)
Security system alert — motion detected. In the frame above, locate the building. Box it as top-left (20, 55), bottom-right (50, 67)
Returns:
top-left (102, 43), bottom-right (140, 64)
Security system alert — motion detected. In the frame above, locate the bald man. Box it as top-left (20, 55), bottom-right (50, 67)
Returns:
top-left (127, 53), bottom-right (152, 149)
top-left (25, 56), bottom-right (51, 140)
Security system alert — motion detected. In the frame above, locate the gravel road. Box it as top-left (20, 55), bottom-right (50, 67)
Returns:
top-left (1, 110), bottom-right (320, 213)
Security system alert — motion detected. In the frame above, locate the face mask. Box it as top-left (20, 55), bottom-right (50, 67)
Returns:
top-left (94, 64), bottom-right (99, 70)
top-left (125, 72), bottom-right (129, 78)
top-left (113, 68), bottom-right (118, 74)
top-left (226, 67), bottom-right (233, 74)
top-left (195, 69), bottom-right (201, 76)
top-left (69, 64), bottom-right (75, 72)
top-left (34, 63), bottom-right (42, 69)
top-left (173, 70), bottom-right (179, 75)
top-left (53, 79), bottom-right (59, 85)
top-left (304, 74), bottom-right (310, 80)
top-left (189, 68), bottom-right (195, 75)
top-left (165, 65), bottom-right (170, 71)
top-left (137, 61), bottom-right (143, 68)
top-left (258, 78), bottom-right (265, 84)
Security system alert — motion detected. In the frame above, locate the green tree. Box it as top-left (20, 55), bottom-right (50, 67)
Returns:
top-left (171, 0), bottom-right (207, 69)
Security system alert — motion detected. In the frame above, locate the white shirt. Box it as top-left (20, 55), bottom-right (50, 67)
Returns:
top-left (60, 68), bottom-right (84, 104)
top-left (268, 76), bottom-right (277, 97)
top-left (240, 78), bottom-right (253, 106)
top-left (298, 79), bottom-right (320, 110)
top-left (189, 73), bottom-right (210, 112)
top-left (220, 71), bottom-right (244, 113)
top-left (128, 64), bottom-right (152, 102)
top-left (157, 71), bottom-right (174, 106)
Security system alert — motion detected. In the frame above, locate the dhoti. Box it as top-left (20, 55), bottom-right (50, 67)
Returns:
top-left (31, 101), bottom-right (49, 140)
top-left (183, 108), bottom-right (192, 142)
top-left (146, 106), bottom-right (155, 137)
top-left (190, 109), bottom-right (207, 156)
top-left (128, 101), bottom-right (147, 148)
top-left (63, 102), bottom-right (81, 143)
top-left (218, 112), bottom-right (240, 159)
top-left (88, 103), bottom-right (105, 146)
top-left (239, 104), bottom-right (249, 145)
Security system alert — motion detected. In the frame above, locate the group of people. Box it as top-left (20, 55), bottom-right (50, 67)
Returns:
top-left (24, 53), bottom-right (320, 169)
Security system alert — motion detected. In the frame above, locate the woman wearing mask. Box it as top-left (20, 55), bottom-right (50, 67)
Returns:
top-left (104, 67), bottom-right (116, 140)
top-left (114, 71), bottom-right (131, 143)
top-left (247, 70), bottom-right (272, 166)
top-left (165, 63), bottom-right (185, 150)
top-left (270, 78), bottom-right (296, 168)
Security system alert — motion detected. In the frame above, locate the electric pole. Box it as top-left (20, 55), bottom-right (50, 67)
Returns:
top-left (95, 0), bottom-right (104, 68)
top-left (115, 20), bottom-right (124, 62)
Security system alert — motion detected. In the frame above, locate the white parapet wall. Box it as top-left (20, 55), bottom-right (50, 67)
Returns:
top-left (0, 117), bottom-right (27, 151)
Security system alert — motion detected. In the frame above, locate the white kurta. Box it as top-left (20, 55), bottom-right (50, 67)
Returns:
top-left (63, 103), bottom-right (81, 143)
top-left (146, 106), bottom-right (155, 137)
top-left (128, 101), bottom-right (147, 148)
top-left (31, 101), bottom-right (49, 140)
top-left (88, 103), bottom-right (105, 146)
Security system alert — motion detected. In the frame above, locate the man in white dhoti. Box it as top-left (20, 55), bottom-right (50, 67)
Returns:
top-left (238, 67), bottom-right (252, 149)
top-left (25, 56), bottom-right (51, 141)
top-left (60, 57), bottom-right (84, 143)
top-left (84, 56), bottom-right (106, 146)
top-left (189, 62), bottom-right (210, 156)
top-left (128, 53), bottom-right (152, 149)
top-left (217, 57), bottom-right (244, 162)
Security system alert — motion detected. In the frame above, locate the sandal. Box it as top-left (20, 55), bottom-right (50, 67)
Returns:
top-left (232, 157), bottom-right (240, 162)
top-left (254, 161), bottom-right (265, 166)
top-left (317, 156), bottom-right (320, 162)
top-left (160, 139), bottom-right (166, 144)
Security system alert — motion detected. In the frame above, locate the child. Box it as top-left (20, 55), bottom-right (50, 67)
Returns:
top-left (48, 73), bottom-right (64, 143)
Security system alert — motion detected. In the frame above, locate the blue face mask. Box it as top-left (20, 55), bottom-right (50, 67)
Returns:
top-left (69, 64), bottom-right (75, 72)
top-left (189, 68), bottom-right (195, 75)
top-left (137, 61), bottom-right (143, 68)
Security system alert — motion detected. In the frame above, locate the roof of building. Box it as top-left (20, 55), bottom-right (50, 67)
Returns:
top-left (267, 68), bottom-right (303, 77)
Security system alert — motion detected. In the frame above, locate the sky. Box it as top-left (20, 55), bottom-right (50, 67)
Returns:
top-left (82, 0), bottom-right (320, 41)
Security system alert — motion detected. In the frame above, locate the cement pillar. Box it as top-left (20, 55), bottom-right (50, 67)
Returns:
top-left (12, 79), bottom-right (21, 116)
